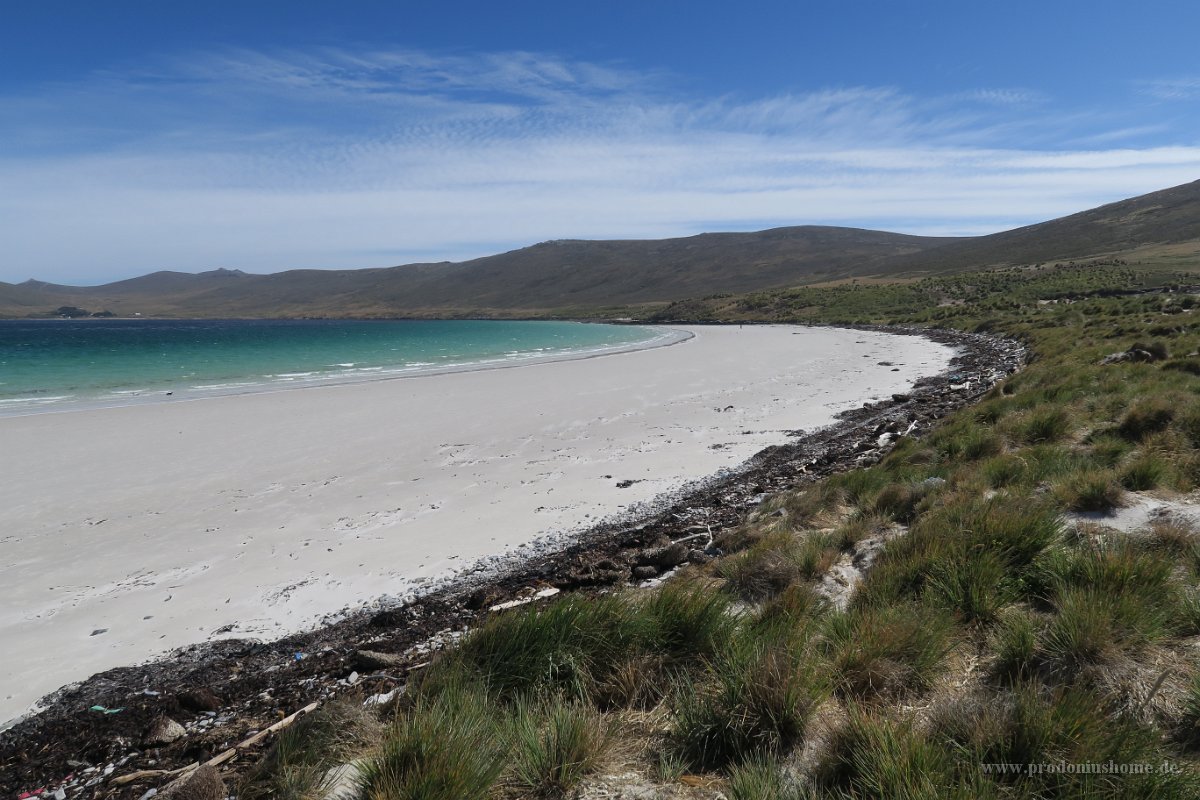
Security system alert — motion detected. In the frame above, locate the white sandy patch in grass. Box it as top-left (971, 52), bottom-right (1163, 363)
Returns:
top-left (0, 325), bottom-right (952, 724)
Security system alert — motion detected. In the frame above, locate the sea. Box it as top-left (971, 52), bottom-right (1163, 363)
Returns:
top-left (0, 319), bottom-right (673, 415)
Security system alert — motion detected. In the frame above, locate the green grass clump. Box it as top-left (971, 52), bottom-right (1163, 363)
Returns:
top-left (508, 697), bottom-right (613, 797)
top-left (753, 583), bottom-right (825, 639)
top-left (811, 707), bottom-right (972, 799)
top-left (824, 467), bottom-right (892, 507)
top-left (1162, 358), bottom-right (1200, 376)
top-left (1087, 434), bottom-right (1133, 468)
top-left (717, 531), bottom-right (805, 602)
top-left (1179, 408), bottom-right (1200, 449)
top-left (1041, 587), bottom-right (1172, 673)
top-left (936, 426), bottom-right (1003, 461)
top-left (1179, 673), bottom-right (1200, 749)
top-left (822, 602), bottom-right (954, 700)
top-left (434, 584), bottom-right (735, 705)
top-left (1019, 408), bottom-right (1073, 444)
top-left (1147, 515), bottom-right (1200, 560)
top-left (1118, 399), bottom-right (1176, 441)
top-left (1026, 539), bottom-right (1181, 671)
top-left (856, 495), bottom-right (1060, 611)
top-left (990, 608), bottom-right (1040, 684)
top-left (931, 684), bottom-right (1197, 798)
top-left (872, 481), bottom-right (933, 523)
top-left (639, 581), bottom-right (737, 664)
top-left (981, 453), bottom-right (1027, 488)
top-left (1120, 453), bottom-right (1170, 491)
top-left (439, 594), bottom-right (640, 701)
top-left (1034, 537), bottom-right (1175, 598)
top-left (359, 687), bottom-right (505, 800)
top-left (1056, 469), bottom-right (1125, 513)
top-left (926, 550), bottom-right (1012, 625)
top-left (726, 755), bottom-right (803, 800)
top-left (672, 642), bottom-right (825, 770)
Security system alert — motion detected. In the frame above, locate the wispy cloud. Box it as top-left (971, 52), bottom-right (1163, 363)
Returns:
top-left (1139, 76), bottom-right (1200, 101)
top-left (950, 88), bottom-right (1048, 106)
top-left (1, 47), bottom-right (1198, 283)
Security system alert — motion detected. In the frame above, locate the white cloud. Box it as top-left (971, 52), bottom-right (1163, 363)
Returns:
top-left (1, 47), bottom-right (1198, 284)
top-left (1140, 76), bottom-right (1200, 101)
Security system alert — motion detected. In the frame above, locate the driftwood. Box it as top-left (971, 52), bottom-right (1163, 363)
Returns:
top-left (110, 701), bottom-right (321, 786)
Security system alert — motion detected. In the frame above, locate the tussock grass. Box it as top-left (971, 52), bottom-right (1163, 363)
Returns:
top-left (640, 580), bottom-right (737, 664)
top-left (717, 531), bottom-right (805, 602)
top-left (824, 467), bottom-right (892, 507)
top-left (437, 594), bottom-right (639, 701)
top-left (671, 641), bottom-right (826, 770)
top-left (1179, 673), bottom-right (1200, 750)
top-left (1147, 514), bottom-right (1200, 559)
top-left (935, 426), bottom-right (1003, 461)
top-left (926, 550), bottom-right (1012, 625)
top-left (855, 495), bottom-right (1060, 612)
top-left (726, 755), bottom-right (802, 800)
top-left (508, 697), bottom-right (613, 797)
top-left (1088, 434), bottom-right (1133, 468)
top-left (930, 683), bottom-right (1198, 798)
top-left (811, 706), bottom-right (969, 799)
top-left (872, 481), bottom-right (933, 523)
top-left (753, 583), bottom-right (825, 639)
top-left (990, 608), bottom-right (1040, 684)
top-left (1056, 469), bottom-right (1125, 513)
top-left (1121, 454), bottom-right (1170, 490)
top-left (1018, 407), bottom-right (1072, 444)
top-left (1040, 588), bottom-right (1171, 673)
top-left (1023, 444), bottom-right (1091, 484)
top-left (1033, 536), bottom-right (1175, 598)
top-left (359, 685), bottom-right (505, 800)
top-left (821, 602), bottom-right (954, 700)
top-left (980, 453), bottom-right (1026, 488)
top-left (1179, 408), bottom-right (1200, 449)
top-left (1118, 399), bottom-right (1176, 441)
top-left (433, 584), bottom-right (735, 705)
top-left (1024, 538), bottom-right (1183, 672)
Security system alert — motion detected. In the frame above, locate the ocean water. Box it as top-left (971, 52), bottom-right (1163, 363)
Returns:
top-left (0, 319), bottom-right (672, 414)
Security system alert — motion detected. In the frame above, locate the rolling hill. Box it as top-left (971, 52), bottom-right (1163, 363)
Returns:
top-left (2, 178), bottom-right (1198, 318)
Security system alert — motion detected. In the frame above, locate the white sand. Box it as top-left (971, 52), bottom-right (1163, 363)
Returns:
top-left (0, 325), bottom-right (952, 724)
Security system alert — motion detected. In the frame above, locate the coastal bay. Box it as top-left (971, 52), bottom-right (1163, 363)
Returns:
top-left (0, 324), bottom-right (952, 724)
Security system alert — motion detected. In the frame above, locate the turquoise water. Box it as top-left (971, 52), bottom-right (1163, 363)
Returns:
top-left (0, 319), bottom-right (670, 414)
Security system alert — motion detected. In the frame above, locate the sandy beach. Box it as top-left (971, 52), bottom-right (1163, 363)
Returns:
top-left (0, 325), bottom-right (953, 725)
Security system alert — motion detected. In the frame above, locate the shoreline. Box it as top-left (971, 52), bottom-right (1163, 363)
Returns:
top-left (0, 322), bottom-right (689, 419)
top-left (0, 325), bottom-right (1023, 797)
top-left (1, 324), bottom-right (950, 728)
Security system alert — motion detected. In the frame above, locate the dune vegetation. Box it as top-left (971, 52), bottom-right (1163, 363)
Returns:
top-left (239, 261), bottom-right (1200, 798)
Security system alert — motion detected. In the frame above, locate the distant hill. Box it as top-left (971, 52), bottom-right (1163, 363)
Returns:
top-left (0, 228), bottom-right (955, 318)
top-left (2, 179), bottom-right (1198, 318)
top-left (879, 178), bottom-right (1200, 273)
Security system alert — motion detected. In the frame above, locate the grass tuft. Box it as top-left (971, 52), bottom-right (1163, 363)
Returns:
top-left (1120, 454), bottom-right (1169, 490)
top-left (508, 697), bottom-right (613, 797)
top-left (672, 642), bottom-right (825, 770)
top-left (1019, 408), bottom-right (1072, 444)
top-left (359, 685), bottom-right (505, 800)
top-left (1057, 469), bottom-right (1124, 513)
top-left (822, 602), bottom-right (954, 700)
top-left (727, 755), bottom-right (802, 800)
top-left (1118, 399), bottom-right (1176, 442)
top-left (717, 531), bottom-right (807, 602)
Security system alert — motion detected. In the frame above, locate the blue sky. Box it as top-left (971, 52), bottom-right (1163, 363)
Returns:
top-left (3, 1), bottom-right (1200, 284)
